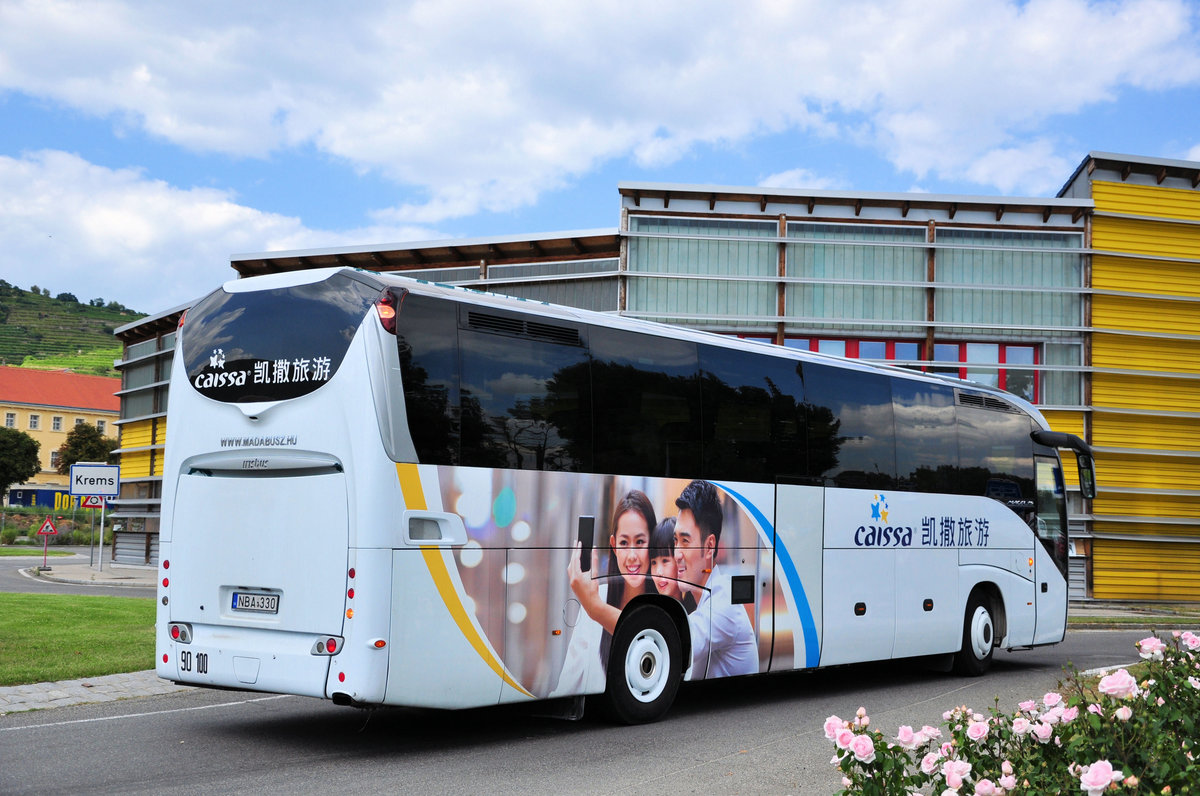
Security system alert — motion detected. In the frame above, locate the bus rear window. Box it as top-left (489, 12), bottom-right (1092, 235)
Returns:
top-left (181, 272), bottom-right (379, 403)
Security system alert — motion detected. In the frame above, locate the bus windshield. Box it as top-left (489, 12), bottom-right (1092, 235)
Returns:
top-left (181, 272), bottom-right (379, 403)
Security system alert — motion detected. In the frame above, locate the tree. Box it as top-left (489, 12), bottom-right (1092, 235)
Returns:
top-left (0, 427), bottom-right (41, 497)
top-left (55, 292), bottom-right (79, 303)
top-left (55, 422), bottom-right (118, 474)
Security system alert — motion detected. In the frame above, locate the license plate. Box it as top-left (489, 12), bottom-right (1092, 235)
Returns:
top-left (232, 591), bottom-right (279, 613)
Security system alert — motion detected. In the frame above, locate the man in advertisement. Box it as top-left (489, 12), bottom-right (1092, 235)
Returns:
top-left (673, 479), bottom-right (757, 678)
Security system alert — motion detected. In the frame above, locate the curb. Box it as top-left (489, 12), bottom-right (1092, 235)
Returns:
top-left (18, 566), bottom-right (155, 589)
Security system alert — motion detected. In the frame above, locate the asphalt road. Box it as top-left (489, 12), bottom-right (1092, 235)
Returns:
top-left (0, 630), bottom-right (1148, 796)
top-left (0, 547), bottom-right (155, 598)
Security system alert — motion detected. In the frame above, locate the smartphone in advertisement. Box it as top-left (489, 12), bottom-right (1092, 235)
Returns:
top-left (577, 515), bottom-right (595, 572)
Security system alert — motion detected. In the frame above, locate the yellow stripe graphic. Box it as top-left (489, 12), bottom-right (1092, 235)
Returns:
top-left (395, 463), bottom-right (533, 699)
top-left (420, 546), bottom-right (533, 697)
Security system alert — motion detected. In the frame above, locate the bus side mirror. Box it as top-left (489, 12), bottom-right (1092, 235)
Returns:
top-left (1076, 453), bottom-right (1097, 499)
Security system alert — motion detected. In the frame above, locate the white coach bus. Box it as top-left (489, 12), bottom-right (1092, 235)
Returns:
top-left (156, 267), bottom-right (1096, 723)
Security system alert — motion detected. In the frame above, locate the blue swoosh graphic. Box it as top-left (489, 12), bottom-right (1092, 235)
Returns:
top-left (714, 483), bottom-right (820, 668)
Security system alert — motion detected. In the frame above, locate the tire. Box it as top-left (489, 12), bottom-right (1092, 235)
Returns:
top-left (603, 604), bottom-right (682, 724)
top-left (953, 592), bottom-right (995, 676)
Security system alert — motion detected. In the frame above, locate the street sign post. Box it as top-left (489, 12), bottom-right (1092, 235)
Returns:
top-left (70, 463), bottom-right (120, 571)
top-left (37, 516), bottom-right (57, 570)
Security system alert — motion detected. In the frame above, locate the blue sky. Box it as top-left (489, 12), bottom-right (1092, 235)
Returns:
top-left (2, 0), bottom-right (1199, 314)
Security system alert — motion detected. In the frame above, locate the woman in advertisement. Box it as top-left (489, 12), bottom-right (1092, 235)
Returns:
top-left (552, 490), bottom-right (656, 694)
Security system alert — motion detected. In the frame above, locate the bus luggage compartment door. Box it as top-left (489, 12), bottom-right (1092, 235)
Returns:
top-left (385, 546), bottom-right (507, 709)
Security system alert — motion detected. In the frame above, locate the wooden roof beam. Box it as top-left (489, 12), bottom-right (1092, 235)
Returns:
top-left (1121, 164), bottom-right (1132, 181)
top-left (995, 205), bottom-right (1005, 222)
top-left (901, 201), bottom-right (910, 218)
top-left (854, 198), bottom-right (863, 217)
top-left (569, 238), bottom-right (584, 254)
top-left (948, 204), bottom-right (957, 220)
top-left (708, 193), bottom-right (717, 210)
top-left (807, 197), bottom-right (815, 214)
top-left (663, 191), bottom-right (671, 209)
top-left (760, 195), bottom-right (768, 212)
top-left (1157, 166), bottom-right (1168, 185)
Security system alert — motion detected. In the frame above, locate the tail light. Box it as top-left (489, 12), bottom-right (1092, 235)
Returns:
top-left (376, 288), bottom-right (406, 335)
top-left (169, 623), bottom-right (193, 644)
top-left (312, 636), bottom-right (344, 656)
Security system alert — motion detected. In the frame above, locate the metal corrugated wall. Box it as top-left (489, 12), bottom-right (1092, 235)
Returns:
top-left (1088, 179), bottom-right (1200, 600)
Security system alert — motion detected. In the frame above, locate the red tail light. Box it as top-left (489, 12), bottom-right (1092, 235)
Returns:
top-left (375, 289), bottom-right (399, 334)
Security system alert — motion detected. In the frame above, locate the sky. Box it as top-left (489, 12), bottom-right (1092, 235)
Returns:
top-left (2, 0), bottom-right (1200, 315)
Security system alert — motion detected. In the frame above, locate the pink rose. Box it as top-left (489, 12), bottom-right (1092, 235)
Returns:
top-left (1032, 722), bottom-right (1054, 743)
top-left (974, 779), bottom-right (998, 795)
top-left (1061, 706), bottom-right (1079, 723)
top-left (823, 714), bottom-right (843, 740)
top-left (1188, 676), bottom-right (1200, 690)
top-left (966, 721), bottom-right (989, 742)
top-left (1113, 705), bottom-right (1133, 721)
top-left (1041, 705), bottom-right (1063, 725)
top-left (1018, 699), bottom-right (1037, 712)
top-left (1138, 636), bottom-right (1166, 660)
top-left (1098, 669), bottom-right (1139, 699)
top-left (920, 752), bottom-right (942, 775)
top-left (835, 727), bottom-right (855, 750)
top-left (1079, 760), bottom-right (1124, 796)
top-left (942, 759), bottom-right (972, 790)
top-left (1043, 691), bottom-right (1062, 708)
top-left (1180, 631), bottom-right (1200, 651)
top-left (921, 725), bottom-right (942, 740)
top-left (1011, 717), bottom-right (1031, 735)
top-left (999, 774), bottom-right (1017, 790)
top-left (896, 725), bottom-right (917, 749)
top-left (1087, 703), bottom-right (1104, 715)
top-left (850, 733), bottom-right (876, 763)
top-left (1001, 761), bottom-right (1013, 776)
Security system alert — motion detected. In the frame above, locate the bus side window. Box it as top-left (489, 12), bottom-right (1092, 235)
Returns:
top-left (699, 344), bottom-right (807, 483)
top-left (590, 326), bottom-right (700, 479)
top-left (395, 293), bottom-right (461, 465)
top-left (459, 316), bottom-right (591, 472)
top-left (804, 363), bottom-right (897, 490)
top-left (892, 379), bottom-right (958, 493)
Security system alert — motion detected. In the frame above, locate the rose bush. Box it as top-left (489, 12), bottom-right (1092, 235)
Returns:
top-left (825, 632), bottom-right (1200, 794)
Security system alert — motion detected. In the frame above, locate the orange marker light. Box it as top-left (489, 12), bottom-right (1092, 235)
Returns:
top-left (374, 640), bottom-right (387, 649)
top-left (346, 608), bottom-right (354, 619)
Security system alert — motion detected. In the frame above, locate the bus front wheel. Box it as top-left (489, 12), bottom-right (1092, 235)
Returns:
top-left (953, 592), bottom-right (995, 676)
top-left (603, 605), bottom-right (682, 724)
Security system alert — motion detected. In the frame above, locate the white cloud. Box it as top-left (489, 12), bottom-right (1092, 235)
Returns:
top-left (1, 0), bottom-right (1199, 225)
top-left (758, 168), bottom-right (850, 191)
top-left (0, 150), bottom-right (442, 311)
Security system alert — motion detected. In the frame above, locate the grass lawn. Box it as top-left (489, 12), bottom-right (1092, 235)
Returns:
top-left (0, 593), bottom-right (156, 686)
top-left (0, 547), bottom-right (73, 557)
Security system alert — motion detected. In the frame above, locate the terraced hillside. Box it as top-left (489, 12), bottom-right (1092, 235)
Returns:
top-left (0, 284), bottom-right (143, 376)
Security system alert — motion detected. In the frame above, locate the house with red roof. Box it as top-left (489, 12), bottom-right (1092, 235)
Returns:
top-left (0, 366), bottom-right (120, 489)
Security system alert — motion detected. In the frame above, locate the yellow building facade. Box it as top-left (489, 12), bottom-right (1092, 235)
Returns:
top-left (1061, 155), bottom-right (1200, 600)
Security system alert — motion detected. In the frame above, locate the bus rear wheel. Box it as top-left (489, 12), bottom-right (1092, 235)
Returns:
top-left (603, 605), bottom-right (681, 724)
top-left (953, 592), bottom-right (995, 676)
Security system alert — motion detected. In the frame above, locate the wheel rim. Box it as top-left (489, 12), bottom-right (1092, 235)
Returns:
top-left (968, 605), bottom-right (993, 660)
top-left (624, 627), bottom-right (670, 703)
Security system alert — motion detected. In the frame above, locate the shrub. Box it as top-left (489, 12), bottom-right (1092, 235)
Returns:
top-left (825, 633), bottom-right (1200, 794)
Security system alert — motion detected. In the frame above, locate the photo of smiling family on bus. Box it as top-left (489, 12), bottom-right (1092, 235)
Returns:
top-left (557, 479), bottom-right (759, 694)
top-left (434, 467), bottom-right (796, 699)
